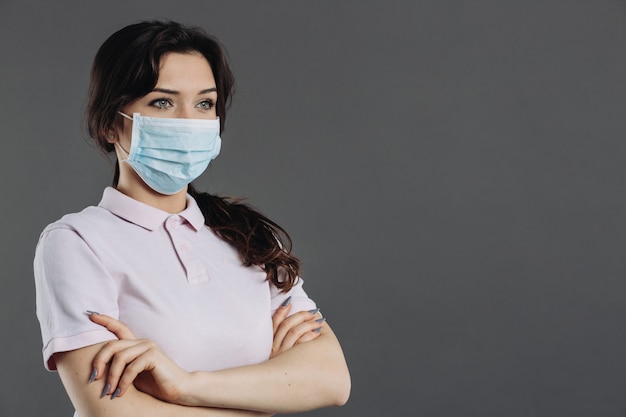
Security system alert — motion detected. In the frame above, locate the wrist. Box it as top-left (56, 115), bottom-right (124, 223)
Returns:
top-left (176, 371), bottom-right (214, 407)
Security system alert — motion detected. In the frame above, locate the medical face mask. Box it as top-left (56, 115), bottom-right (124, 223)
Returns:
top-left (116, 112), bottom-right (221, 195)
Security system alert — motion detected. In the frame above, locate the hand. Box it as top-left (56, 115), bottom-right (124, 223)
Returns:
top-left (88, 313), bottom-right (190, 403)
top-left (270, 297), bottom-right (326, 358)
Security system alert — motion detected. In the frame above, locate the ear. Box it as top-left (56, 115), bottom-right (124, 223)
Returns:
top-left (106, 132), bottom-right (117, 143)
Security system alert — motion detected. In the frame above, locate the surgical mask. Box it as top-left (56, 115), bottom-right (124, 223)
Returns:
top-left (116, 112), bottom-right (221, 195)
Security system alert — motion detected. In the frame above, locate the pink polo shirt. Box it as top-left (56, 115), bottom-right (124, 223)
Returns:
top-left (34, 187), bottom-right (316, 372)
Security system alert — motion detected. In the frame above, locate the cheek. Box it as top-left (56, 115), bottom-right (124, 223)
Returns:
top-left (111, 129), bottom-right (132, 154)
top-left (115, 122), bottom-right (133, 148)
top-left (119, 136), bottom-right (132, 154)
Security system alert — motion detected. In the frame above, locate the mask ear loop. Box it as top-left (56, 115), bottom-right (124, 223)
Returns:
top-left (114, 142), bottom-right (131, 161)
top-left (114, 111), bottom-right (134, 160)
top-left (118, 111), bottom-right (134, 121)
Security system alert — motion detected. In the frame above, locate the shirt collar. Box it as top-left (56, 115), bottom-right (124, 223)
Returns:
top-left (98, 187), bottom-right (206, 232)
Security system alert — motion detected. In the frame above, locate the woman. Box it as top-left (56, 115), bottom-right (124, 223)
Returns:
top-left (34, 20), bottom-right (350, 417)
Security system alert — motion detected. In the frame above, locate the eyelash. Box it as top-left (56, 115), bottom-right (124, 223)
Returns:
top-left (197, 99), bottom-right (215, 110)
top-left (149, 98), bottom-right (173, 109)
top-left (148, 98), bottom-right (215, 111)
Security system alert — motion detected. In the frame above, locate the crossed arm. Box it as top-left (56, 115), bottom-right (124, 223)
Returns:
top-left (54, 304), bottom-right (350, 416)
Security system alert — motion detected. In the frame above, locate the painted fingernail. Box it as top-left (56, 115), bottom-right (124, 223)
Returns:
top-left (315, 317), bottom-right (326, 324)
top-left (308, 308), bottom-right (320, 314)
top-left (111, 388), bottom-right (121, 399)
top-left (86, 310), bottom-right (100, 315)
top-left (89, 368), bottom-right (97, 383)
top-left (100, 383), bottom-right (110, 398)
top-left (314, 327), bottom-right (322, 333)
top-left (281, 296), bottom-right (292, 307)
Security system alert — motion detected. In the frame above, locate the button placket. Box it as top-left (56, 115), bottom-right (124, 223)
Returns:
top-left (165, 215), bottom-right (208, 284)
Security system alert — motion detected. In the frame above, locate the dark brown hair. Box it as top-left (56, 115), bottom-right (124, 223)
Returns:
top-left (87, 20), bottom-right (300, 291)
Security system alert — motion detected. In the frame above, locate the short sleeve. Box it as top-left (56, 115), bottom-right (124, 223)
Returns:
top-left (34, 226), bottom-right (118, 371)
top-left (269, 269), bottom-right (317, 316)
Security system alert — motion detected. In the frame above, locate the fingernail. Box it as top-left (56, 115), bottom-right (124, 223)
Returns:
top-left (86, 310), bottom-right (100, 315)
top-left (315, 317), bottom-right (326, 324)
top-left (89, 368), bottom-right (97, 383)
top-left (308, 308), bottom-right (320, 314)
top-left (100, 383), bottom-right (110, 398)
top-left (111, 388), bottom-right (121, 399)
top-left (313, 327), bottom-right (322, 333)
top-left (281, 296), bottom-right (292, 307)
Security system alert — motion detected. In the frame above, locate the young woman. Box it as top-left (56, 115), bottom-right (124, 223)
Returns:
top-left (34, 20), bottom-right (350, 417)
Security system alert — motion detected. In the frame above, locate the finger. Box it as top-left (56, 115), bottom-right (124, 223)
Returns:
top-left (294, 327), bottom-right (323, 344)
top-left (275, 317), bottom-right (326, 355)
top-left (110, 342), bottom-right (159, 398)
top-left (273, 308), bottom-right (319, 344)
top-left (272, 310), bottom-right (309, 353)
top-left (105, 341), bottom-right (155, 398)
top-left (91, 339), bottom-right (143, 383)
top-left (272, 310), bottom-right (322, 356)
top-left (272, 296), bottom-right (292, 334)
top-left (88, 312), bottom-right (137, 340)
top-left (272, 309), bottom-right (317, 345)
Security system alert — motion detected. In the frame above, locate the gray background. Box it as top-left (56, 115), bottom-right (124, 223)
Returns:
top-left (2, 1), bottom-right (626, 416)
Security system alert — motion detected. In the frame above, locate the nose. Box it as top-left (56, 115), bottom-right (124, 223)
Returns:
top-left (176, 105), bottom-right (194, 119)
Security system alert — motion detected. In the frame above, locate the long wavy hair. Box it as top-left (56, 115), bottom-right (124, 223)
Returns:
top-left (87, 20), bottom-right (300, 291)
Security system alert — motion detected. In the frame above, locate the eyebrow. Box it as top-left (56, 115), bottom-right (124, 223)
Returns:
top-left (151, 87), bottom-right (217, 95)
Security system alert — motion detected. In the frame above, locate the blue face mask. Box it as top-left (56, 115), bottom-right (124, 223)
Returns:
top-left (116, 112), bottom-right (221, 195)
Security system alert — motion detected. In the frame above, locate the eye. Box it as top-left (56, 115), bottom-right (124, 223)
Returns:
top-left (149, 98), bottom-right (173, 109)
top-left (196, 99), bottom-right (215, 110)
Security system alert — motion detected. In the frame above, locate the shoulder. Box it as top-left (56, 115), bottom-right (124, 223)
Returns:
top-left (34, 205), bottom-right (123, 276)
top-left (40, 205), bottom-right (115, 236)
top-left (36, 206), bottom-right (119, 258)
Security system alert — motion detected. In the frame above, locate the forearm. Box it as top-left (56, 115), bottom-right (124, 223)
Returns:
top-left (180, 325), bottom-right (351, 414)
top-left (74, 383), bottom-right (269, 417)
top-left (56, 345), bottom-right (272, 417)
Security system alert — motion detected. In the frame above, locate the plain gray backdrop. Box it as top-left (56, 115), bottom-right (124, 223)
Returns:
top-left (2, 1), bottom-right (626, 416)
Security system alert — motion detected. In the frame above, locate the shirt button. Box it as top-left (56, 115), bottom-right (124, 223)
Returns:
top-left (167, 216), bottom-right (180, 228)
